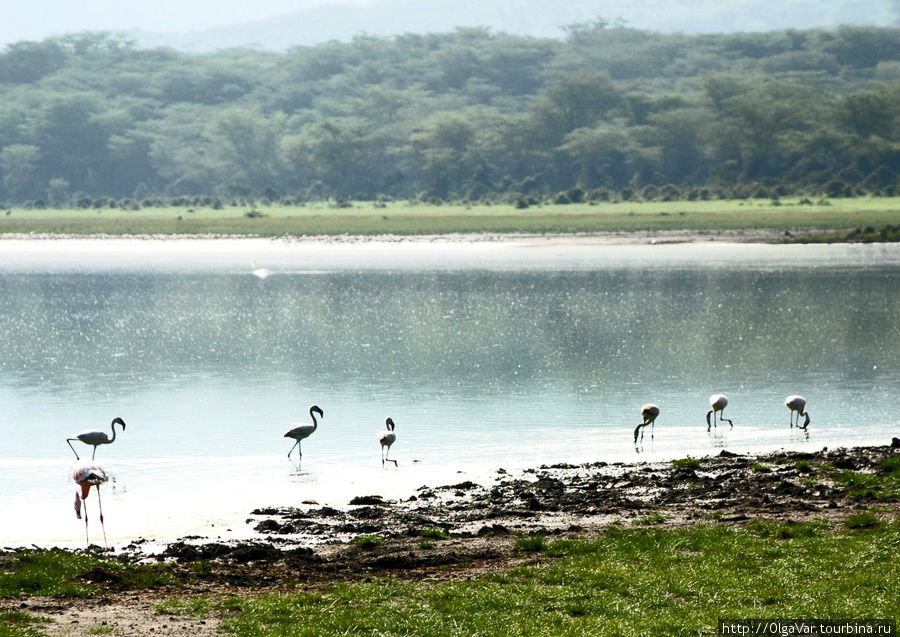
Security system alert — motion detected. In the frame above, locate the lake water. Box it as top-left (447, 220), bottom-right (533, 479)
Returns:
top-left (1, 238), bottom-right (898, 548)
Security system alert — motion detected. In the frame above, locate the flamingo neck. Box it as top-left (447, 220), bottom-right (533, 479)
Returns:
top-left (309, 409), bottom-right (319, 428)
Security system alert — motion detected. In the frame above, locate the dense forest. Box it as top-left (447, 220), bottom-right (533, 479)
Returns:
top-left (1, 23), bottom-right (899, 207)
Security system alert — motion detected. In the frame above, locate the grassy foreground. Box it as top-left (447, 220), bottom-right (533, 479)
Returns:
top-left (216, 520), bottom-right (900, 636)
top-left (2, 517), bottom-right (898, 636)
top-left (1, 197), bottom-right (899, 237)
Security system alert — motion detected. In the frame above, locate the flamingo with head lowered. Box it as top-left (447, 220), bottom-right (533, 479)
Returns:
top-left (785, 395), bottom-right (810, 429)
top-left (67, 417), bottom-right (126, 460)
top-left (634, 403), bottom-right (660, 444)
top-left (706, 394), bottom-right (734, 431)
top-left (72, 459), bottom-right (109, 549)
top-left (285, 405), bottom-right (323, 459)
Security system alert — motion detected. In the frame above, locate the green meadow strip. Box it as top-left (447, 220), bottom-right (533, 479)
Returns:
top-left (218, 520), bottom-right (900, 636)
top-left (1, 198), bottom-right (898, 237)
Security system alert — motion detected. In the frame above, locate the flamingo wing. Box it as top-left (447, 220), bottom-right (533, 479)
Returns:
top-left (285, 424), bottom-right (315, 440)
top-left (74, 430), bottom-right (110, 445)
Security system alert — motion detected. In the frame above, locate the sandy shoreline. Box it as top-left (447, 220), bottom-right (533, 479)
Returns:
top-left (0, 227), bottom-right (831, 245)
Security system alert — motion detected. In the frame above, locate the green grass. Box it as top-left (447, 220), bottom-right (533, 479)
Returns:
top-left (0, 549), bottom-right (171, 599)
top-left (216, 519), bottom-right (900, 636)
top-left (3, 520), bottom-right (899, 636)
top-left (0, 610), bottom-right (50, 637)
top-left (845, 512), bottom-right (883, 530)
top-left (834, 457), bottom-right (900, 499)
top-left (0, 549), bottom-right (174, 636)
top-left (2, 198), bottom-right (899, 237)
top-left (352, 535), bottom-right (385, 549)
top-left (155, 596), bottom-right (214, 617)
top-left (513, 534), bottom-right (547, 553)
top-left (634, 512), bottom-right (667, 526)
top-left (671, 458), bottom-right (702, 469)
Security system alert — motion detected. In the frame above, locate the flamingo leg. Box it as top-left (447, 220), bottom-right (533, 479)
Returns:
top-left (722, 410), bottom-right (734, 428)
top-left (82, 496), bottom-right (90, 547)
top-left (287, 440), bottom-right (299, 458)
top-left (96, 488), bottom-right (108, 550)
top-left (67, 439), bottom-right (81, 460)
top-left (91, 446), bottom-right (97, 460)
top-left (385, 447), bottom-right (397, 467)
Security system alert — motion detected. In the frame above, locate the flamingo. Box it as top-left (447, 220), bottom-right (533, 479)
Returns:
top-left (634, 403), bottom-right (660, 443)
top-left (785, 395), bottom-right (810, 429)
top-left (250, 258), bottom-right (273, 279)
top-left (378, 417), bottom-right (398, 467)
top-left (72, 460), bottom-right (109, 549)
top-left (284, 405), bottom-right (323, 459)
top-left (66, 417), bottom-right (126, 460)
top-left (706, 394), bottom-right (734, 431)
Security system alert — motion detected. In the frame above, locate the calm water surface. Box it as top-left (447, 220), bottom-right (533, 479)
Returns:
top-left (1, 239), bottom-right (898, 546)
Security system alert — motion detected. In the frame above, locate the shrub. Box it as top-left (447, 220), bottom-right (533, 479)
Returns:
top-left (672, 458), bottom-right (702, 469)
top-left (823, 179), bottom-right (851, 198)
top-left (514, 534), bottom-right (546, 553)
top-left (845, 512), bottom-right (881, 529)
top-left (353, 534), bottom-right (384, 549)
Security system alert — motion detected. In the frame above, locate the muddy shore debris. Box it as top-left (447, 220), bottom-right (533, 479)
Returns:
top-left (100, 443), bottom-right (898, 584)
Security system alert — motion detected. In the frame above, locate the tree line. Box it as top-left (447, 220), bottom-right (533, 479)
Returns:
top-left (1, 23), bottom-right (899, 207)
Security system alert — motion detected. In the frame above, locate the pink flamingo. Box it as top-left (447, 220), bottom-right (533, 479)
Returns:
top-left (72, 460), bottom-right (109, 549)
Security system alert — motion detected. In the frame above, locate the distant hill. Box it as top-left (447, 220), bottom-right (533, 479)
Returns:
top-left (133, 0), bottom-right (898, 51)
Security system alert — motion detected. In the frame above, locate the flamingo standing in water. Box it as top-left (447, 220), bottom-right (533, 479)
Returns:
top-left (785, 395), bottom-right (810, 429)
top-left (285, 405), bottom-right (323, 459)
top-left (378, 417), bottom-right (398, 467)
top-left (72, 460), bottom-right (109, 549)
top-left (66, 417), bottom-right (126, 460)
top-left (706, 394), bottom-right (734, 431)
top-left (634, 403), bottom-right (660, 443)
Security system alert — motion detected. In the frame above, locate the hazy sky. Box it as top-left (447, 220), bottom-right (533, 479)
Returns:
top-left (1, 0), bottom-right (377, 47)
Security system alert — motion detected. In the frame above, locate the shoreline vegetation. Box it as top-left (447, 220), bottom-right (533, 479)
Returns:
top-left (1, 198), bottom-right (900, 243)
top-left (1, 443), bottom-right (898, 635)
